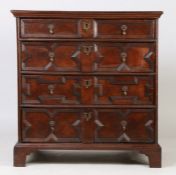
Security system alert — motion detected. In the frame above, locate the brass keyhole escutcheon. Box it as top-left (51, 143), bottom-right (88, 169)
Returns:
top-left (121, 24), bottom-right (128, 35)
top-left (83, 112), bottom-right (92, 121)
top-left (82, 46), bottom-right (93, 55)
top-left (82, 21), bottom-right (90, 32)
top-left (84, 79), bottom-right (92, 88)
top-left (48, 24), bottom-right (55, 34)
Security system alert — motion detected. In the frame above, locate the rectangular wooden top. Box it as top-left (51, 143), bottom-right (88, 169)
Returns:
top-left (11, 10), bottom-right (163, 19)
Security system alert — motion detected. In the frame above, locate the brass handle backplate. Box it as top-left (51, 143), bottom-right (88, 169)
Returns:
top-left (84, 79), bottom-right (92, 88)
top-left (83, 112), bottom-right (92, 121)
top-left (121, 25), bottom-right (128, 35)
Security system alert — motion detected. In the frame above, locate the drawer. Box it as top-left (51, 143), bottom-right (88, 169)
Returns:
top-left (21, 19), bottom-right (94, 38)
top-left (21, 42), bottom-right (155, 73)
top-left (93, 108), bottom-right (155, 143)
top-left (21, 108), bottom-right (83, 142)
top-left (20, 19), bottom-right (155, 39)
top-left (21, 108), bottom-right (155, 143)
top-left (96, 20), bottom-right (155, 39)
top-left (21, 75), bottom-right (154, 105)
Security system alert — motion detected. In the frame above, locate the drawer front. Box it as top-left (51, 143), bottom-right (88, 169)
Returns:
top-left (21, 19), bottom-right (155, 39)
top-left (93, 108), bottom-right (155, 143)
top-left (21, 19), bottom-right (94, 38)
top-left (22, 108), bottom-right (83, 143)
top-left (93, 76), bottom-right (154, 105)
top-left (21, 108), bottom-right (155, 143)
top-left (21, 42), bottom-right (155, 73)
top-left (97, 20), bottom-right (155, 39)
top-left (21, 75), bottom-right (82, 105)
top-left (22, 75), bottom-right (154, 105)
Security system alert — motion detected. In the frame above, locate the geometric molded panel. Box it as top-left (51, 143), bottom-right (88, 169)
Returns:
top-left (22, 75), bottom-right (81, 105)
top-left (94, 109), bottom-right (155, 143)
top-left (22, 108), bottom-right (82, 143)
top-left (94, 76), bottom-right (154, 105)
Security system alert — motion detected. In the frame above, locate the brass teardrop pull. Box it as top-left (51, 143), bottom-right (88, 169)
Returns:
top-left (48, 84), bottom-right (55, 95)
top-left (49, 120), bottom-right (56, 127)
top-left (122, 86), bottom-right (128, 96)
top-left (48, 52), bottom-right (55, 62)
top-left (120, 120), bottom-right (127, 131)
top-left (121, 25), bottom-right (128, 35)
top-left (120, 52), bottom-right (127, 62)
top-left (48, 24), bottom-right (55, 34)
top-left (49, 120), bottom-right (56, 132)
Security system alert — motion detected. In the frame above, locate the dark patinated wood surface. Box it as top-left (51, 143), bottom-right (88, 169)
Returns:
top-left (12, 10), bottom-right (163, 167)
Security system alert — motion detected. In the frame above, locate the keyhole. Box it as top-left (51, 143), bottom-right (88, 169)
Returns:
top-left (83, 21), bottom-right (90, 32)
top-left (84, 80), bottom-right (92, 88)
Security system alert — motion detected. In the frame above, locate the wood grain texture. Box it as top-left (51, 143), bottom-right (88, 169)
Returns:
top-left (12, 10), bottom-right (162, 167)
top-left (11, 10), bottom-right (163, 19)
top-left (21, 42), bottom-right (156, 73)
top-left (14, 142), bottom-right (161, 167)
top-left (21, 108), bottom-right (155, 143)
top-left (20, 19), bottom-right (155, 39)
top-left (21, 75), bottom-right (155, 105)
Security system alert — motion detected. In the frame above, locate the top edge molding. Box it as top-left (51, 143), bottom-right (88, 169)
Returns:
top-left (11, 10), bottom-right (163, 19)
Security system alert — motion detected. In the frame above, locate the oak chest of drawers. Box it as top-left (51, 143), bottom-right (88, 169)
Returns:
top-left (12, 10), bottom-right (162, 167)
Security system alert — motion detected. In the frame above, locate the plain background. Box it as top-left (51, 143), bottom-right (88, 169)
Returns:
top-left (0, 0), bottom-right (176, 174)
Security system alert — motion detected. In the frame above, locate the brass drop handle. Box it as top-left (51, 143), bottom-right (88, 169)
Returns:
top-left (48, 84), bottom-right (55, 95)
top-left (49, 120), bottom-right (56, 127)
top-left (83, 112), bottom-right (92, 121)
top-left (120, 120), bottom-right (127, 131)
top-left (49, 120), bottom-right (56, 131)
top-left (82, 46), bottom-right (93, 55)
top-left (121, 25), bottom-right (128, 35)
top-left (120, 52), bottom-right (127, 62)
top-left (122, 86), bottom-right (128, 96)
top-left (48, 52), bottom-right (55, 62)
top-left (84, 79), bottom-right (92, 88)
top-left (82, 21), bottom-right (90, 32)
top-left (48, 24), bottom-right (55, 34)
